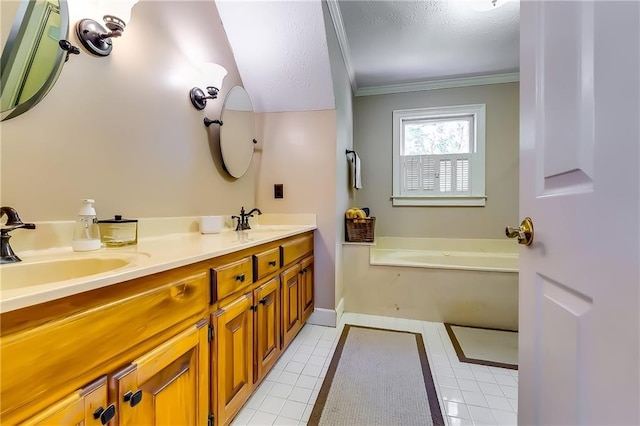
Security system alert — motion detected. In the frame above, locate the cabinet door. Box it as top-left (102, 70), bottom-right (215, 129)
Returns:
top-left (21, 377), bottom-right (113, 426)
top-left (300, 255), bottom-right (314, 323)
top-left (110, 320), bottom-right (208, 426)
top-left (254, 276), bottom-right (281, 383)
top-left (281, 263), bottom-right (302, 349)
top-left (212, 294), bottom-right (254, 426)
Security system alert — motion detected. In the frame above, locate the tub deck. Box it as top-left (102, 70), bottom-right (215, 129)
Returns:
top-left (343, 237), bottom-right (519, 330)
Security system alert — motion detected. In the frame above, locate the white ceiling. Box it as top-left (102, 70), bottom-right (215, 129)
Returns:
top-left (216, 0), bottom-right (519, 112)
top-left (215, 0), bottom-right (335, 113)
top-left (334, 0), bottom-right (520, 90)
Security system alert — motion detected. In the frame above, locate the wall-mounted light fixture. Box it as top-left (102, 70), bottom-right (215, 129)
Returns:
top-left (76, 0), bottom-right (139, 57)
top-left (189, 63), bottom-right (228, 110)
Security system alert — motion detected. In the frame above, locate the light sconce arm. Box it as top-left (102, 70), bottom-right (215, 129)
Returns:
top-left (190, 63), bottom-right (227, 110)
top-left (190, 87), bottom-right (221, 110)
top-left (76, 0), bottom-right (139, 57)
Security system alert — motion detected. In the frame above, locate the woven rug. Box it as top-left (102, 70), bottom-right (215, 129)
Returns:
top-left (308, 325), bottom-right (444, 426)
top-left (445, 323), bottom-right (518, 370)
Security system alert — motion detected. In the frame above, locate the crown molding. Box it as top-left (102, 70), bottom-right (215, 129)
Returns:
top-left (326, 0), bottom-right (358, 93)
top-left (355, 73), bottom-right (520, 97)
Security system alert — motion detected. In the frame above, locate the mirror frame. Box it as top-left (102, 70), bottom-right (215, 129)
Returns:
top-left (219, 86), bottom-right (256, 179)
top-left (1, 0), bottom-right (69, 121)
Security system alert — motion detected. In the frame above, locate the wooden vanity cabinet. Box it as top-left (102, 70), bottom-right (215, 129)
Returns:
top-left (19, 377), bottom-right (112, 426)
top-left (300, 255), bottom-right (315, 323)
top-left (1, 230), bottom-right (314, 426)
top-left (279, 234), bottom-right (315, 351)
top-left (210, 275), bottom-right (281, 426)
top-left (110, 320), bottom-right (209, 426)
top-left (281, 263), bottom-right (303, 349)
top-left (254, 276), bottom-right (281, 383)
top-left (211, 294), bottom-right (254, 426)
top-left (209, 232), bottom-right (314, 425)
top-left (0, 263), bottom-right (210, 425)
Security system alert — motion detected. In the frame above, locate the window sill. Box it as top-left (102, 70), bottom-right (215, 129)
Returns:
top-left (391, 196), bottom-right (486, 207)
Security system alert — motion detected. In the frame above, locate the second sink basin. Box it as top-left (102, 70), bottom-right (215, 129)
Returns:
top-left (0, 256), bottom-right (140, 291)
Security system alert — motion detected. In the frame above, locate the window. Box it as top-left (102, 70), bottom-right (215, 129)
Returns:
top-left (392, 104), bottom-right (486, 206)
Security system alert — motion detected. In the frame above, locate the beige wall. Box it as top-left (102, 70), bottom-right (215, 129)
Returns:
top-left (1, 1), bottom-right (255, 221)
top-left (354, 83), bottom-right (519, 239)
top-left (322, 2), bottom-right (354, 312)
top-left (255, 110), bottom-right (337, 311)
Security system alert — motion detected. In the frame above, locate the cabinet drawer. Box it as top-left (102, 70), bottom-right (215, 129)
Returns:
top-left (211, 257), bottom-right (253, 302)
top-left (253, 247), bottom-right (280, 281)
top-left (280, 234), bottom-right (313, 266)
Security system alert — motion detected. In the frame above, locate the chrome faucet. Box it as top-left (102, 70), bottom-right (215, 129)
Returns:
top-left (231, 207), bottom-right (262, 231)
top-left (1, 206), bottom-right (36, 264)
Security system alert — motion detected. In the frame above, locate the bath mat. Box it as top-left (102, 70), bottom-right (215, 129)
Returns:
top-left (308, 325), bottom-right (444, 426)
top-left (445, 323), bottom-right (518, 370)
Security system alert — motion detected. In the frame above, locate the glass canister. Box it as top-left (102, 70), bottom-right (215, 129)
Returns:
top-left (98, 215), bottom-right (138, 247)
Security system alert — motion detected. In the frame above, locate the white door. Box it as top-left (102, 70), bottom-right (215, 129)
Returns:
top-left (519, 1), bottom-right (639, 425)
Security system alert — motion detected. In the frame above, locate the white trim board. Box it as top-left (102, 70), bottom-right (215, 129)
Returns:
top-left (336, 297), bottom-right (345, 324)
top-left (356, 73), bottom-right (520, 97)
top-left (307, 298), bottom-right (344, 328)
top-left (326, 0), bottom-right (357, 93)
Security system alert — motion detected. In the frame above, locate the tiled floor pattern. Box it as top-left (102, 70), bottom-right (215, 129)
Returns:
top-left (232, 313), bottom-right (518, 426)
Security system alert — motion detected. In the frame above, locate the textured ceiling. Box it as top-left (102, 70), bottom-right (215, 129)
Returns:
top-left (336, 0), bottom-right (520, 88)
top-left (215, 0), bottom-right (335, 113)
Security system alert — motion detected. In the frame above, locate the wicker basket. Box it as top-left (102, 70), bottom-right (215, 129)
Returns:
top-left (345, 217), bottom-right (376, 243)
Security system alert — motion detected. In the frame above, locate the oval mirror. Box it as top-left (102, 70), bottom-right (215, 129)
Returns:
top-left (1, 0), bottom-right (69, 121)
top-left (220, 86), bottom-right (256, 178)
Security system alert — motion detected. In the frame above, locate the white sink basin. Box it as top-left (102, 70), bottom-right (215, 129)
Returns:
top-left (0, 256), bottom-right (140, 290)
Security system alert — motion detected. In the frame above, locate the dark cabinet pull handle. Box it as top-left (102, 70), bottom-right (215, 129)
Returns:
top-left (301, 269), bottom-right (306, 274)
top-left (123, 390), bottom-right (143, 407)
top-left (236, 274), bottom-right (245, 282)
top-left (259, 298), bottom-right (267, 305)
top-left (268, 260), bottom-right (277, 267)
top-left (250, 305), bottom-right (258, 312)
top-left (93, 404), bottom-right (116, 424)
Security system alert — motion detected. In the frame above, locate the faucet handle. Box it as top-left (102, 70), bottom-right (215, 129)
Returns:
top-left (4, 223), bottom-right (36, 231)
top-left (1, 206), bottom-right (36, 232)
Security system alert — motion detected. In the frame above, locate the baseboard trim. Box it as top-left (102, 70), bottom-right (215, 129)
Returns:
top-left (307, 308), bottom-right (336, 327)
top-left (307, 298), bottom-right (345, 327)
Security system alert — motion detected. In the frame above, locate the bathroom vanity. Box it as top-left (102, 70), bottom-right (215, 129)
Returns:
top-left (0, 226), bottom-right (315, 425)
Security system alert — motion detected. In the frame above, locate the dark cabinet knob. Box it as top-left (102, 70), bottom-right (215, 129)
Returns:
top-left (250, 305), bottom-right (258, 312)
top-left (123, 389), bottom-right (143, 407)
top-left (236, 274), bottom-right (246, 282)
top-left (268, 260), bottom-right (277, 267)
top-left (93, 404), bottom-right (115, 424)
top-left (259, 298), bottom-right (267, 305)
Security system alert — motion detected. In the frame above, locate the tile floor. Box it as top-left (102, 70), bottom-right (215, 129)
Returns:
top-left (232, 313), bottom-right (518, 426)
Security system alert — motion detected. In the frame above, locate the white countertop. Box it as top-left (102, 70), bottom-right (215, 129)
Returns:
top-left (0, 225), bottom-right (316, 314)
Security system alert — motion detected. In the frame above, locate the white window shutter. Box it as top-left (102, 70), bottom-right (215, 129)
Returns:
top-left (439, 159), bottom-right (452, 193)
top-left (421, 157), bottom-right (436, 192)
top-left (403, 156), bottom-right (420, 192)
top-left (456, 158), bottom-right (470, 193)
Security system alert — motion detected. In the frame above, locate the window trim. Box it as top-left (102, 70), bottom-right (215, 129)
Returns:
top-left (392, 104), bottom-right (486, 207)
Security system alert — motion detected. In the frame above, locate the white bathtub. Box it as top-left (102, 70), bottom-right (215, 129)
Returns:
top-left (371, 237), bottom-right (518, 273)
top-left (343, 237), bottom-right (519, 329)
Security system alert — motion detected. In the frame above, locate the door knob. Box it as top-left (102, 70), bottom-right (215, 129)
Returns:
top-left (505, 217), bottom-right (534, 246)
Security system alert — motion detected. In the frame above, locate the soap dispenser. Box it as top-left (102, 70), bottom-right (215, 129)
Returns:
top-left (72, 199), bottom-right (101, 251)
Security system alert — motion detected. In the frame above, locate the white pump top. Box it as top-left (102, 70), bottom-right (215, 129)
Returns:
top-left (78, 199), bottom-right (97, 216)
